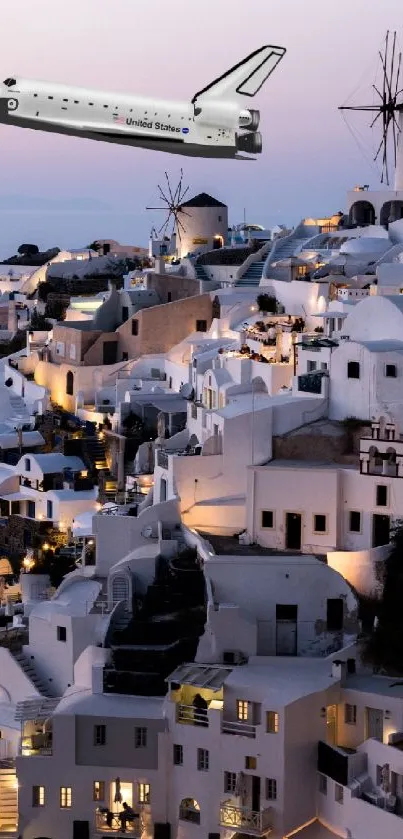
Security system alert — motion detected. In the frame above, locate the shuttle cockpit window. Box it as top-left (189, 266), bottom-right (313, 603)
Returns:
top-left (3, 78), bottom-right (16, 87)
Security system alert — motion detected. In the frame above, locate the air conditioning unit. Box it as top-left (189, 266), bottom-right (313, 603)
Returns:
top-left (340, 335), bottom-right (350, 341)
top-left (223, 650), bottom-right (247, 665)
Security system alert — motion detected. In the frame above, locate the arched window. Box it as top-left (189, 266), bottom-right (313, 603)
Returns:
top-left (179, 799), bottom-right (200, 824)
top-left (160, 477), bottom-right (167, 502)
top-left (111, 574), bottom-right (130, 606)
top-left (66, 370), bottom-right (74, 396)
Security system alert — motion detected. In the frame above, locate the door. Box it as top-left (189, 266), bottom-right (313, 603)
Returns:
top-left (103, 341), bottom-right (118, 365)
top-left (372, 514), bottom-right (390, 547)
top-left (366, 707), bottom-right (383, 742)
top-left (326, 705), bottom-right (337, 746)
top-left (276, 605), bottom-right (297, 655)
top-left (251, 776), bottom-right (260, 813)
top-left (285, 512), bottom-right (302, 550)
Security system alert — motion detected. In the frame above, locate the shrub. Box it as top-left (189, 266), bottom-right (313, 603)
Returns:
top-left (257, 293), bottom-right (276, 313)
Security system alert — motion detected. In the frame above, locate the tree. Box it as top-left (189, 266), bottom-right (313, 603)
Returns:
top-left (18, 243), bottom-right (39, 256)
top-left (363, 522), bottom-right (403, 674)
top-left (256, 293), bottom-right (277, 314)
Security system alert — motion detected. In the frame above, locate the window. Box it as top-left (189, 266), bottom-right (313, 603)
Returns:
top-left (344, 704), bottom-right (357, 725)
top-left (265, 779), bottom-right (277, 800)
top-left (122, 352), bottom-right (128, 361)
top-left (56, 341), bottom-right (65, 355)
top-left (224, 771), bottom-right (237, 794)
top-left (261, 510), bottom-right (274, 529)
top-left (47, 500), bottom-right (53, 520)
top-left (94, 724), bottom-right (106, 746)
top-left (57, 625), bottom-right (67, 642)
top-left (266, 711), bottom-right (279, 733)
top-left (27, 500), bottom-right (35, 519)
top-left (60, 787), bottom-right (72, 808)
top-left (347, 361), bottom-right (360, 379)
top-left (138, 783), bottom-right (150, 804)
top-left (318, 774), bottom-right (327, 795)
top-left (347, 658), bottom-right (356, 674)
top-left (167, 291), bottom-right (172, 303)
top-left (196, 320), bottom-right (207, 332)
top-left (25, 457), bottom-right (30, 472)
top-left (245, 756), bottom-right (257, 770)
top-left (335, 784), bottom-right (344, 804)
top-left (197, 748), bottom-right (209, 771)
top-left (173, 744), bottom-right (183, 766)
top-left (386, 364), bottom-right (397, 378)
top-left (135, 727), bottom-right (147, 748)
top-left (376, 485), bottom-right (388, 506)
top-left (349, 510), bottom-right (361, 533)
top-left (307, 360), bottom-right (317, 372)
top-left (237, 700), bottom-right (249, 721)
top-left (69, 343), bottom-right (76, 361)
top-left (93, 781), bottom-right (105, 801)
top-left (314, 514), bottom-right (327, 533)
top-left (131, 319), bottom-right (139, 336)
top-left (32, 785), bottom-right (45, 807)
top-left (326, 598), bottom-right (343, 631)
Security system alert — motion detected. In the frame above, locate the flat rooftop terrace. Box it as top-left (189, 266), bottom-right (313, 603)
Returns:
top-left (201, 533), bottom-right (326, 562)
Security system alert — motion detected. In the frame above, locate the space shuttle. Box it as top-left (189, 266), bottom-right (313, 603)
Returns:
top-left (0, 45), bottom-right (285, 159)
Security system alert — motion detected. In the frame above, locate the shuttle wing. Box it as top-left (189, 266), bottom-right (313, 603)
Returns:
top-left (192, 45), bottom-right (286, 104)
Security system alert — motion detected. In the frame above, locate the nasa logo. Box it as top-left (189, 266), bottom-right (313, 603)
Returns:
top-left (182, 127), bottom-right (190, 134)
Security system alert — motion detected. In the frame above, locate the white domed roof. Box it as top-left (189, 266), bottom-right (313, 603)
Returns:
top-left (340, 238), bottom-right (390, 256)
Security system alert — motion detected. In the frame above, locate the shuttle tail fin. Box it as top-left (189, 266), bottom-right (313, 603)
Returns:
top-left (192, 45), bottom-right (286, 104)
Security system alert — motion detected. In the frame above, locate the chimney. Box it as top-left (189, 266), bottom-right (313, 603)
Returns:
top-left (331, 659), bottom-right (347, 683)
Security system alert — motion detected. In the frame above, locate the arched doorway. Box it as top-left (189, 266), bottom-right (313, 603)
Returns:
top-left (348, 201), bottom-right (376, 227)
top-left (213, 235), bottom-right (224, 249)
top-left (380, 200), bottom-right (403, 227)
top-left (66, 370), bottom-right (74, 396)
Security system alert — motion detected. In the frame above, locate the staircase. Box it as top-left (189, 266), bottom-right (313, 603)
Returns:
top-left (83, 434), bottom-right (117, 501)
top-left (263, 223), bottom-right (321, 280)
top-left (12, 651), bottom-right (55, 698)
top-left (0, 765), bottom-right (18, 836)
top-left (194, 262), bottom-right (209, 282)
top-left (7, 393), bottom-right (30, 427)
top-left (236, 260), bottom-right (265, 287)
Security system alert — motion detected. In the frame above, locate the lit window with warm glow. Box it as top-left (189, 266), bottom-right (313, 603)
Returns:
top-left (60, 786), bottom-right (72, 808)
top-left (237, 700), bottom-right (249, 721)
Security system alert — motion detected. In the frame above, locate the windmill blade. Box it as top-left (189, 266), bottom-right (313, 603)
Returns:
top-left (178, 184), bottom-right (190, 204)
top-left (164, 171), bottom-right (175, 206)
top-left (370, 109), bottom-right (382, 129)
top-left (174, 213), bottom-right (187, 234)
top-left (390, 31), bottom-right (397, 97)
top-left (158, 184), bottom-right (170, 206)
top-left (171, 170), bottom-right (183, 206)
top-left (392, 115), bottom-right (398, 166)
top-left (146, 206), bottom-right (168, 211)
top-left (394, 52), bottom-right (402, 100)
top-left (373, 84), bottom-right (384, 102)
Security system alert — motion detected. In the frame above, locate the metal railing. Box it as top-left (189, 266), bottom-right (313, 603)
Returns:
top-left (176, 703), bottom-right (209, 727)
top-left (95, 810), bottom-right (142, 836)
top-left (179, 806), bottom-right (201, 824)
top-left (219, 802), bottom-right (272, 835)
top-left (221, 719), bottom-right (256, 738)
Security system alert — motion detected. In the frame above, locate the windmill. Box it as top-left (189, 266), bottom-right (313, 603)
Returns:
top-left (146, 170), bottom-right (191, 255)
top-left (339, 31), bottom-right (403, 187)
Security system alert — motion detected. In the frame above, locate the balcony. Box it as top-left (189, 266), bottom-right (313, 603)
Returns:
top-left (176, 703), bottom-right (209, 727)
top-left (21, 732), bottom-right (52, 756)
top-left (95, 809), bottom-right (143, 836)
top-left (219, 802), bottom-right (273, 836)
top-left (221, 719), bottom-right (256, 738)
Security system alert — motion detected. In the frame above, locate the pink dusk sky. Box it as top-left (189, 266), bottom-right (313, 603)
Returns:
top-left (0, 0), bottom-right (402, 254)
